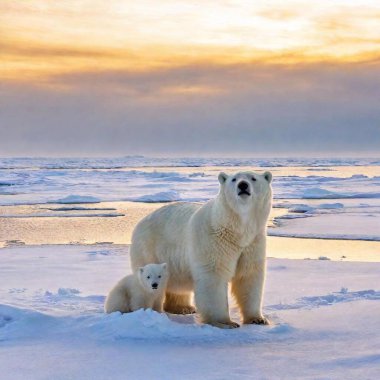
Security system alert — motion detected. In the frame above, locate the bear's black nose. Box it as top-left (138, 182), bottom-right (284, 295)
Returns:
top-left (238, 181), bottom-right (249, 191)
top-left (152, 283), bottom-right (158, 289)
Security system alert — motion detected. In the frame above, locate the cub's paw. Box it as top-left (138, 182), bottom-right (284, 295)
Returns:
top-left (244, 316), bottom-right (270, 325)
top-left (208, 320), bottom-right (240, 329)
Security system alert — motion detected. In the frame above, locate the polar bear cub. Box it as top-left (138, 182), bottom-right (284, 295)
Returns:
top-left (104, 263), bottom-right (168, 314)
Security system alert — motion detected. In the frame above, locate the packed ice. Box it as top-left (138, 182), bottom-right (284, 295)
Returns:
top-left (1, 156), bottom-right (379, 241)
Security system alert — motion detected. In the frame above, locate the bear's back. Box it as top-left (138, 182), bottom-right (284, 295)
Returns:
top-left (133, 202), bottom-right (202, 241)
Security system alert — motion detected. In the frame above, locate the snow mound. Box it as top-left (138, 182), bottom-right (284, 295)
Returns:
top-left (302, 187), bottom-right (380, 199)
top-left (83, 309), bottom-right (297, 344)
top-left (288, 204), bottom-right (314, 213)
top-left (57, 288), bottom-right (81, 296)
top-left (132, 191), bottom-right (181, 203)
top-left (87, 309), bottom-right (219, 341)
top-left (0, 305), bottom-right (294, 345)
top-left (85, 250), bottom-right (113, 257)
top-left (0, 304), bottom-right (60, 341)
top-left (49, 207), bottom-right (117, 211)
top-left (277, 202), bottom-right (343, 214)
top-left (318, 203), bottom-right (344, 209)
top-left (302, 188), bottom-right (338, 198)
top-left (53, 195), bottom-right (101, 204)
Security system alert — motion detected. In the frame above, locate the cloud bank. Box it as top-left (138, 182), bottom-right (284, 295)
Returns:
top-left (1, 61), bottom-right (379, 156)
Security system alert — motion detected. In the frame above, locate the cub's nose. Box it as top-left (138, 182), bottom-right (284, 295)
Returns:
top-left (152, 283), bottom-right (158, 289)
top-left (238, 181), bottom-right (249, 191)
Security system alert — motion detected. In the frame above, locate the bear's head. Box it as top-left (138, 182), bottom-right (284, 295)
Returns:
top-left (218, 171), bottom-right (272, 214)
top-left (138, 263), bottom-right (168, 292)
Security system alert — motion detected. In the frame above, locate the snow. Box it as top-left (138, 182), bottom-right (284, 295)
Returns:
top-left (0, 244), bottom-right (379, 379)
top-left (47, 207), bottom-right (117, 211)
top-left (54, 195), bottom-right (101, 204)
top-left (132, 190), bottom-right (181, 203)
top-left (2, 159), bottom-right (380, 207)
top-left (318, 202), bottom-right (344, 209)
top-left (1, 156), bottom-right (379, 170)
top-left (271, 199), bottom-right (380, 241)
top-left (1, 213), bottom-right (124, 218)
top-left (1, 157), bottom-right (379, 242)
top-left (275, 174), bottom-right (380, 200)
top-left (301, 186), bottom-right (380, 199)
top-left (1, 156), bottom-right (379, 378)
top-left (270, 213), bottom-right (380, 241)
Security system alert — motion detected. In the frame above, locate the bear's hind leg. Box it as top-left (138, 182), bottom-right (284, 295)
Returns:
top-left (164, 292), bottom-right (196, 314)
top-left (104, 289), bottom-right (130, 314)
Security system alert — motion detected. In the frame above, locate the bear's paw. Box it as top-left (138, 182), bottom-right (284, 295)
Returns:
top-left (244, 316), bottom-right (270, 325)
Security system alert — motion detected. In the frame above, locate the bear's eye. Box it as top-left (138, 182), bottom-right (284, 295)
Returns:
top-left (231, 178), bottom-right (236, 182)
top-left (158, 275), bottom-right (161, 278)
top-left (147, 276), bottom-right (150, 279)
top-left (251, 177), bottom-right (256, 181)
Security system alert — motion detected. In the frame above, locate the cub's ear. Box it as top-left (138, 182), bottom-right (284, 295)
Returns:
top-left (161, 263), bottom-right (168, 270)
top-left (218, 172), bottom-right (228, 185)
top-left (264, 171), bottom-right (272, 183)
top-left (139, 267), bottom-right (144, 274)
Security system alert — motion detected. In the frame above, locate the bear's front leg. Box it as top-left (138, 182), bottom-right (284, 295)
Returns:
top-left (232, 259), bottom-right (269, 325)
top-left (194, 273), bottom-right (239, 329)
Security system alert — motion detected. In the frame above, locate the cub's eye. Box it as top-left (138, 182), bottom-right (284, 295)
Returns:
top-left (251, 177), bottom-right (256, 181)
top-left (231, 178), bottom-right (236, 182)
top-left (158, 275), bottom-right (161, 278)
top-left (147, 276), bottom-right (150, 279)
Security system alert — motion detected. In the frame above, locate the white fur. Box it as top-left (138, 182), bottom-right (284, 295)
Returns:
top-left (130, 171), bottom-right (272, 328)
top-left (104, 263), bottom-right (168, 314)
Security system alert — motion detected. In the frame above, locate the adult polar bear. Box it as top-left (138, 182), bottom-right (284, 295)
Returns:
top-left (130, 170), bottom-right (272, 328)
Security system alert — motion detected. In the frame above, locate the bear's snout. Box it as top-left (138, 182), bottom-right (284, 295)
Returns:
top-left (237, 181), bottom-right (250, 196)
top-left (152, 283), bottom-right (158, 289)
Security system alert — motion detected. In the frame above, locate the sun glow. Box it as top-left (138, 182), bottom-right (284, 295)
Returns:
top-left (1, 0), bottom-right (380, 85)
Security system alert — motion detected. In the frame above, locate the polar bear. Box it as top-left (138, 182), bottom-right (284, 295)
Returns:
top-left (104, 263), bottom-right (168, 314)
top-left (130, 171), bottom-right (272, 328)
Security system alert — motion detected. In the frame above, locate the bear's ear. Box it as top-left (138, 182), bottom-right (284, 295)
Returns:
top-left (139, 267), bottom-right (144, 274)
top-left (218, 172), bottom-right (228, 185)
top-left (264, 171), bottom-right (272, 183)
top-left (161, 263), bottom-right (167, 270)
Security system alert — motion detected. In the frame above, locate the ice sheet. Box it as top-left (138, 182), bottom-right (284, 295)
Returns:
top-left (1, 157), bottom-right (379, 241)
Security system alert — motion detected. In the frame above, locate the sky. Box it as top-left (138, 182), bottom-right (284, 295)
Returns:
top-left (1, 0), bottom-right (380, 157)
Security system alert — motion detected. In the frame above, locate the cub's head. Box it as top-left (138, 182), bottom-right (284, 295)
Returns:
top-left (138, 263), bottom-right (168, 292)
top-left (218, 171), bottom-right (272, 212)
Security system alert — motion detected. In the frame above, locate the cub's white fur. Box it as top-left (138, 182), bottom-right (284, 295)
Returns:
top-left (104, 263), bottom-right (168, 314)
top-left (130, 171), bottom-right (272, 328)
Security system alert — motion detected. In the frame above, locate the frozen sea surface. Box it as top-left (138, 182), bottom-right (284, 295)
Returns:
top-left (1, 156), bottom-right (379, 242)
top-left (1, 156), bottom-right (379, 169)
top-left (0, 244), bottom-right (379, 380)
top-left (1, 157), bottom-right (380, 206)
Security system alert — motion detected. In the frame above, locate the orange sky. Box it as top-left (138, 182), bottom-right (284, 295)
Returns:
top-left (1, 1), bottom-right (379, 156)
top-left (1, 0), bottom-right (380, 84)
